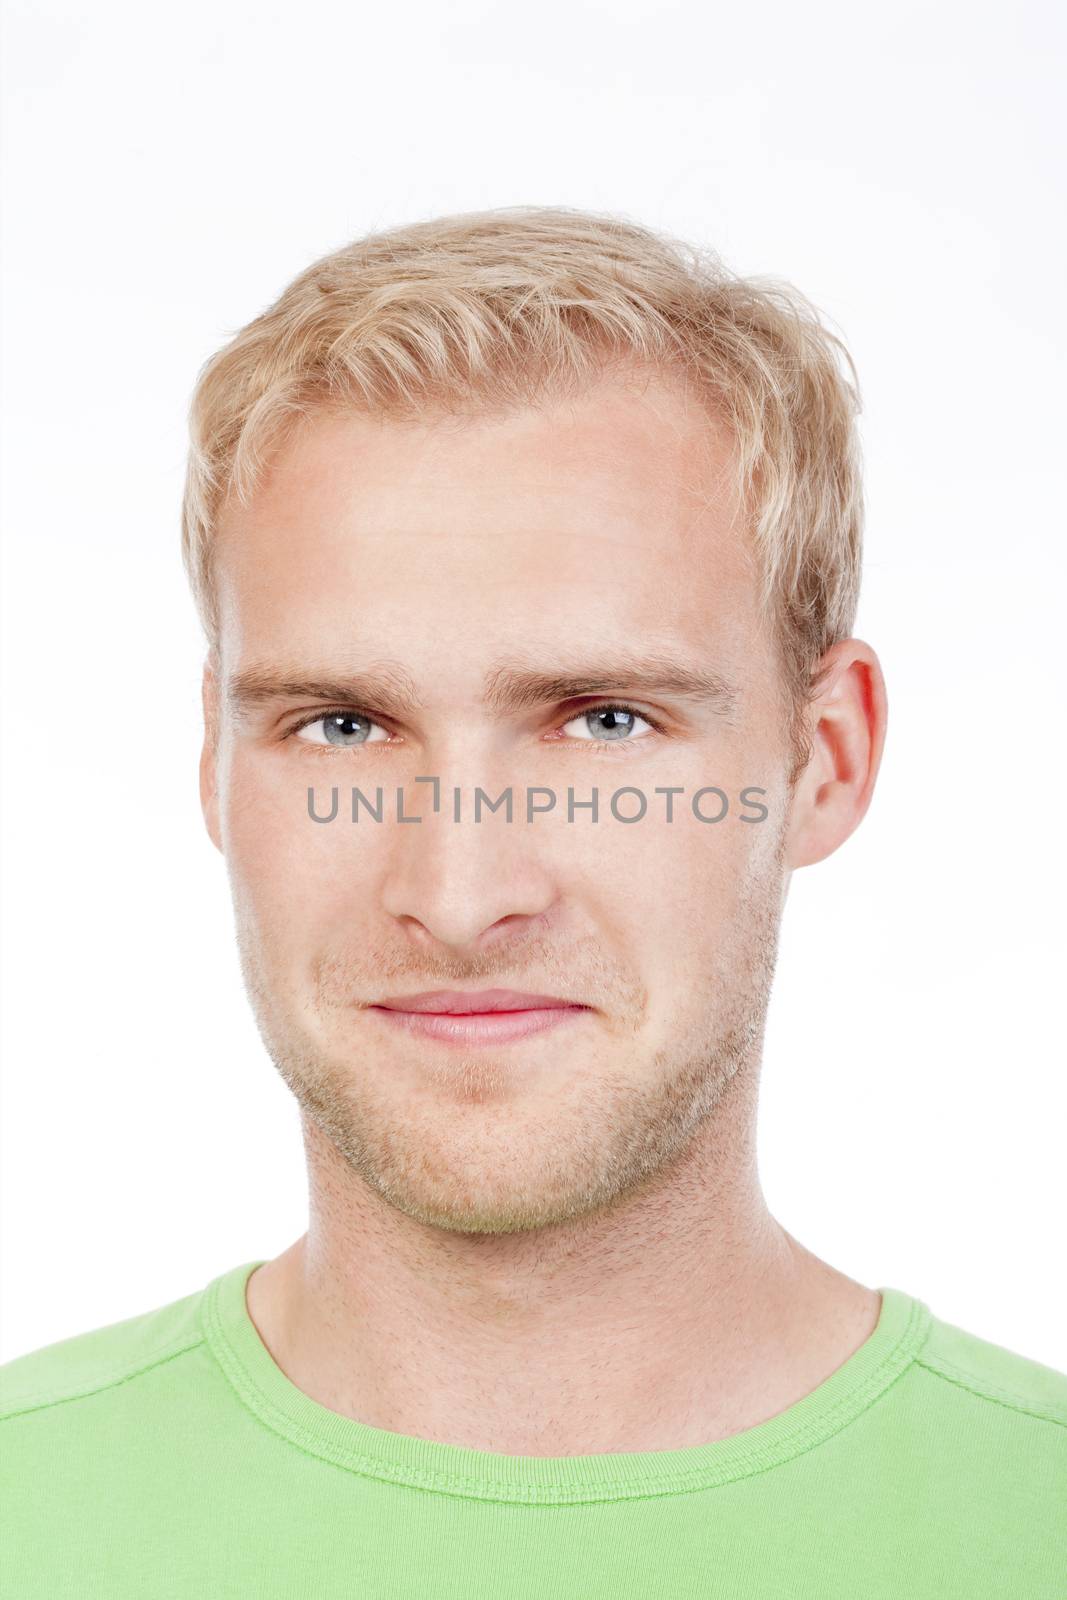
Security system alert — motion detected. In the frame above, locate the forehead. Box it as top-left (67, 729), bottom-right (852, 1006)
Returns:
top-left (212, 374), bottom-right (758, 680)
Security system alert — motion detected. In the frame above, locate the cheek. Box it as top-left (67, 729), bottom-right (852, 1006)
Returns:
top-left (221, 747), bottom-right (379, 945)
top-left (657, 807), bottom-right (782, 958)
top-left (573, 811), bottom-right (753, 962)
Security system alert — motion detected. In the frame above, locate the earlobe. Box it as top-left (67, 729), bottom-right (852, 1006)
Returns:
top-left (199, 661), bottom-right (223, 855)
top-left (784, 640), bottom-right (887, 871)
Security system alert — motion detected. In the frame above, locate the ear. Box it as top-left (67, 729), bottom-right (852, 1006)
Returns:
top-left (199, 659), bottom-right (223, 855)
top-left (785, 638), bottom-right (888, 870)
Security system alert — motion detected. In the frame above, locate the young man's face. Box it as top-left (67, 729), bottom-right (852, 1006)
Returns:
top-left (203, 373), bottom-right (801, 1234)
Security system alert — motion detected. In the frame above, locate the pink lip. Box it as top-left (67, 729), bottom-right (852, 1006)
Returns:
top-left (375, 988), bottom-right (580, 1014)
top-left (368, 988), bottom-right (590, 1047)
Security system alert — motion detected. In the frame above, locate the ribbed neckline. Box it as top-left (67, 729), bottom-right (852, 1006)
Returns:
top-left (201, 1258), bottom-right (932, 1505)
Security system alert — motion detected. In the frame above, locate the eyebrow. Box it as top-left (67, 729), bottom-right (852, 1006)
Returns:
top-left (226, 651), bottom-right (738, 721)
top-left (227, 663), bottom-right (422, 722)
top-left (484, 656), bottom-right (737, 717)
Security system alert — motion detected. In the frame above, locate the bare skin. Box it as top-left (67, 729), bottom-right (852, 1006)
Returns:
top-left (201, 368), bottom-right (887, 1456)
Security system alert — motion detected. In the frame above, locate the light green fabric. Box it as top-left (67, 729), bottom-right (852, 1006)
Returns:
top-left (3, 1259), bottom-right (1065, 1596)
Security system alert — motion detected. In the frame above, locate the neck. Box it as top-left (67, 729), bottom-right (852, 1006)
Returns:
top-left (246, 1067), bottom-right (879, 1456)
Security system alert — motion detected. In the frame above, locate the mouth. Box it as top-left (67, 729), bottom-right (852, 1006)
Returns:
top-left (367, 988), bottom-right (591, 1047)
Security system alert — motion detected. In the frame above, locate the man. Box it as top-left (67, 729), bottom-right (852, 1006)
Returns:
top-left (2, 206), bottom-right (1064, 1596)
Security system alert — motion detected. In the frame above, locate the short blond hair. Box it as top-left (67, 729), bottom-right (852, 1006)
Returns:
top-left (181, 205), bottom-right (863, 751)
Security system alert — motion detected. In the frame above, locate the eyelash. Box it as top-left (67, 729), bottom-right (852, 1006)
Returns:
top-left (286, 701), bottom-right (666, 748)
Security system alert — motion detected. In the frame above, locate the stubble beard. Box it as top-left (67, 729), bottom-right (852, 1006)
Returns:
top-left (232, 831), bottom-right (787, 1238)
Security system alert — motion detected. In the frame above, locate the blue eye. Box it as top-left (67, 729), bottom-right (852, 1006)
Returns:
top-left (560, 705), bottom-right (655, 742)
top-left (293, 712), bottom-right (390, 747)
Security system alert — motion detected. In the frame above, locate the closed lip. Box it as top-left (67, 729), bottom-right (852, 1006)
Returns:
top-left (372, 988), bottom-right (585, 1015)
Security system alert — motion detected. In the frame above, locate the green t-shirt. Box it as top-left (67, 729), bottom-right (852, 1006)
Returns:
top-left (2, 1258), bottom-right (1065, 1596)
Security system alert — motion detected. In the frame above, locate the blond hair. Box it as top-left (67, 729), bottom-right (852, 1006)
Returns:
top-left (181, 205), bottom-right (863, 752)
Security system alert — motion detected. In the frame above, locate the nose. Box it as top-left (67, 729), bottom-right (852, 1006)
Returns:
top-left (378, 790), bottom-right (560, 953)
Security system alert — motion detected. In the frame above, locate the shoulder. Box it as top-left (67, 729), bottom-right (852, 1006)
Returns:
top-left (909, 1301), bottom-right (1067, 1440)
top-left (0, 1275), bottom-right (210, 1426)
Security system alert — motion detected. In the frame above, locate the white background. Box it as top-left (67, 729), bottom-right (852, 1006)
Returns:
top-left (1, 0), bottom-right (1064, 1369)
